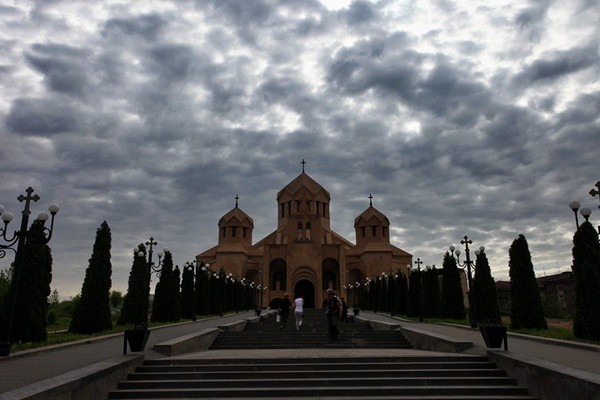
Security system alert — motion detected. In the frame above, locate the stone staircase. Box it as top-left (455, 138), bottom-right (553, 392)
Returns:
top-left (108, 356), bottom-right (537, 399)
top-left (210, 308), bottom-right (411, 349)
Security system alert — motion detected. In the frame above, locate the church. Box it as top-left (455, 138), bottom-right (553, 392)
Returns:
top-left (196, 165), bottom-right (413, 308)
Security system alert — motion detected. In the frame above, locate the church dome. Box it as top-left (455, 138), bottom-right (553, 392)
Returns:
top-left (277, 172), bottom-right (330, 201)
top-left (218, 198), bottom-right (253, 244)
top-left (354, 197), bottom-right (390, 244)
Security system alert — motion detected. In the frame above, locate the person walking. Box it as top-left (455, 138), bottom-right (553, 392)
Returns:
top-left (293, 296), bottom-right (304, 331)
top-left (325, 289), bottom-right (342, 341)
top-left (279, 292), bottom-right (292, 330)
top-left (340, 297), bottom-right (349, 322)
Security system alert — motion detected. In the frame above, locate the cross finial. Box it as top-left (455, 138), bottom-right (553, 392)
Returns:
top-left (369, 194), bottom-right (373, 207)
top-left (414, 258), bottom-right (423, 271)
top-left (235, 195), bottom-right (239, 208)
top-left (17, 186), bottom-right (40, 216)
top-left (301, 159), bottom-right (306, 173)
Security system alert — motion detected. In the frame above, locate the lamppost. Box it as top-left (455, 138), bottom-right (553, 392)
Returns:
top-left (407, 258), bottom-right (423, 322)
top-left (0, 187), bottom-right (59, 356)
top-left (450, 236), bottom-right (484, 328)
top-left (137, 237), bottom-right (166, 329)
top-left (570, 181), bottom-right (600, 234)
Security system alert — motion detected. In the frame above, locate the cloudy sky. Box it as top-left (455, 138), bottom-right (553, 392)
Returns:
top-left (0, 0), bottom-right (598, 299)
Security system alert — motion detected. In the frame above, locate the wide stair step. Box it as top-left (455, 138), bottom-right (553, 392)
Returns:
top-left (210, 309), bottom-right (411, 349)
top-left (109, 356), bottom-right (537, 399)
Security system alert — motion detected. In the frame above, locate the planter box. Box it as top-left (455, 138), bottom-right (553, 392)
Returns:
top-left (124, 329), bottom-right (150, 353)
top-left (479, 325), bottom-right (508, 350)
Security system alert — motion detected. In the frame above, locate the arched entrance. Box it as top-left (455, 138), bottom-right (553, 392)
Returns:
top-left (294, 279), bottom-right (315, 308)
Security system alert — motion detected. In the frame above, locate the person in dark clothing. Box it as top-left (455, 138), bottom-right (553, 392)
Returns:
top-left (324, 289), bottom-right (342, 340)
top-left (278, 292), bottom-right (292, 330)
top-left (340, 297), bottom-right (349, 322)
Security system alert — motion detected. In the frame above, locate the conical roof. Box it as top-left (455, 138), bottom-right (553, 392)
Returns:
top-left (218, 206), bottom-right (253, 227)
top-left (354, 205), bottom-right (389, 227)
top-left (277, 172), bottom-right (330, 199)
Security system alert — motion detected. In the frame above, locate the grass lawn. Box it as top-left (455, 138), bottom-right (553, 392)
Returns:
top-left (10, 312), bottom-right (236, 353)
top-left (374, 311), bottom-right (600, 346)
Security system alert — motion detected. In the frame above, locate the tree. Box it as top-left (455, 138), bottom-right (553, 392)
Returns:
top-left (441, 252), bottom-right (466, 320)
top-left (195, 263), bottom-right (209, 316)
top-left (118, 244), bottom-right (148, 327)
top-left (407, 270), bottom-right (421, 318)
top-left (0, 267), bottom-right (12, 323)
top-left (172, 265), bottom-right (181, 321)
top-left (422, 267), bottom-right (441, 318)
top-left (509, 234), bottom-right (547, 330)
top-left (151, 251), bottom-right (179, 322)
top-left (110, 290), bottom-right (123, 311)
top-left (572, 221), bottom-right (600, 339)
top-left (394, 271), bottom-right (408, 315)
top-left (180, 265), bottom-right (196, 319)
top-left (70, 221), bottom-right (113, 334)
top-left (472, 252), bottom-right (500, 324)
top-left (10, 220), bottom-right (53, 343)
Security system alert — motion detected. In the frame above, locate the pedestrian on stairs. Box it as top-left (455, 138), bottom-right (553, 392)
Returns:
top-left (293, 296), bottom-right (304, 331)
top-left (340, 297), bottom-right (349, 322)
top-left (279, 292), bottom-right (292, 330)
top-left (325, 289), bottom-right (342, 341)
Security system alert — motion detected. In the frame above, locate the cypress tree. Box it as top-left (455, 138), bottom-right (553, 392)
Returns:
top-left (70, 221), bottom-right (113, 334)
top-left (172, 265), bottom-right (181, 321)
top-left (118, 244), bottom-right (148, 327)
top-left (472, 252), bottom-right (500, 324)
top-left (441, 252), bottom-right (466, 319)
top-left (10, 220), bottom-right (52, 343)
top-left (195, 263), bottom-right (210, 316)
top-left (394, 271), bottom-right (408, 315)
top-left (180, 264), bottom-right (196, 319)
top-left (422, 267), bottom-right (441, 318)
top-left (407, 270), bottom-right (421, 318)
top-left (151, 251), bottom-right (177, 322)
top-left (572, 221), bottom-right (600, 339)
top-left (509, 234), bottom-right (547, 329)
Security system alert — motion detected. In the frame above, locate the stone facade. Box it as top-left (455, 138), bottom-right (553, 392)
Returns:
top-left (196, 171), bottom-right (412, 308)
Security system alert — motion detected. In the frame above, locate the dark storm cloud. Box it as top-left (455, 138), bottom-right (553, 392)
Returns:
top-left (103, 13), bottom-right (168, 41)
top-left (5, 98), bottom-right (81, 135)
top-left (342, 1), bottom-right (376, 25)
top-left (25, 44), bottom-right (91, 97)
top-left (513, 44), bottom-right (599, 85)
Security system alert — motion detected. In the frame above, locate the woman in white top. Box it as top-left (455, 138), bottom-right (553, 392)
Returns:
top-left (293, 296), bottom-right (304, 331)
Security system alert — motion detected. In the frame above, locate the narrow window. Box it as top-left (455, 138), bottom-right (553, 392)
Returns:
top-left (281, 203), bottom-right (285, 218)
top-left (243, 227), bottom-right (247, 238)
top-left (316, 201), bottom-right (320, 215)
top-left (222, 227), bottom-right (227, 238)
top-left (306, 222), bottom-right (312, 240)
top-left (287, 201), bottom-right (291, 215)
top-left (382, 227), bottom-right (387, 237)
top-left (296, 200), bottom-right (301, 213)
top-left (232, 226), bottom-right (237, 237)
top-left (371, 226), bottom-right (377, 236)
top-left (361, 227), bottom-right (366, 237)
top-left (323, 203), bottom-right (327, 218)
top-left (297, 222), bottom-right (303, 239)
top-left (306, 200), bottom-right (311, 212)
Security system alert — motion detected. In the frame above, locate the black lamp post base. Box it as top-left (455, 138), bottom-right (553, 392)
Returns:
top-left (0, 342), bottom-right (11, 357)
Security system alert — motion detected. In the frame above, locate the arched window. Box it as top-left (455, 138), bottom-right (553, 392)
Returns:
top-left (306, 222), bottom-right (312, 240)
top-left (297, 222), bottom-right (303, 239)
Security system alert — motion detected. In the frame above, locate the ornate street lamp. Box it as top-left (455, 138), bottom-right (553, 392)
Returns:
top-left (407, 258), bottom-right (424, 322)
top-left (0, 187), bottom-right (59, 356)
top-left (570, 181), bottom-right (600, 234)
top-left (450, 236), bottom-right (484, 328)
